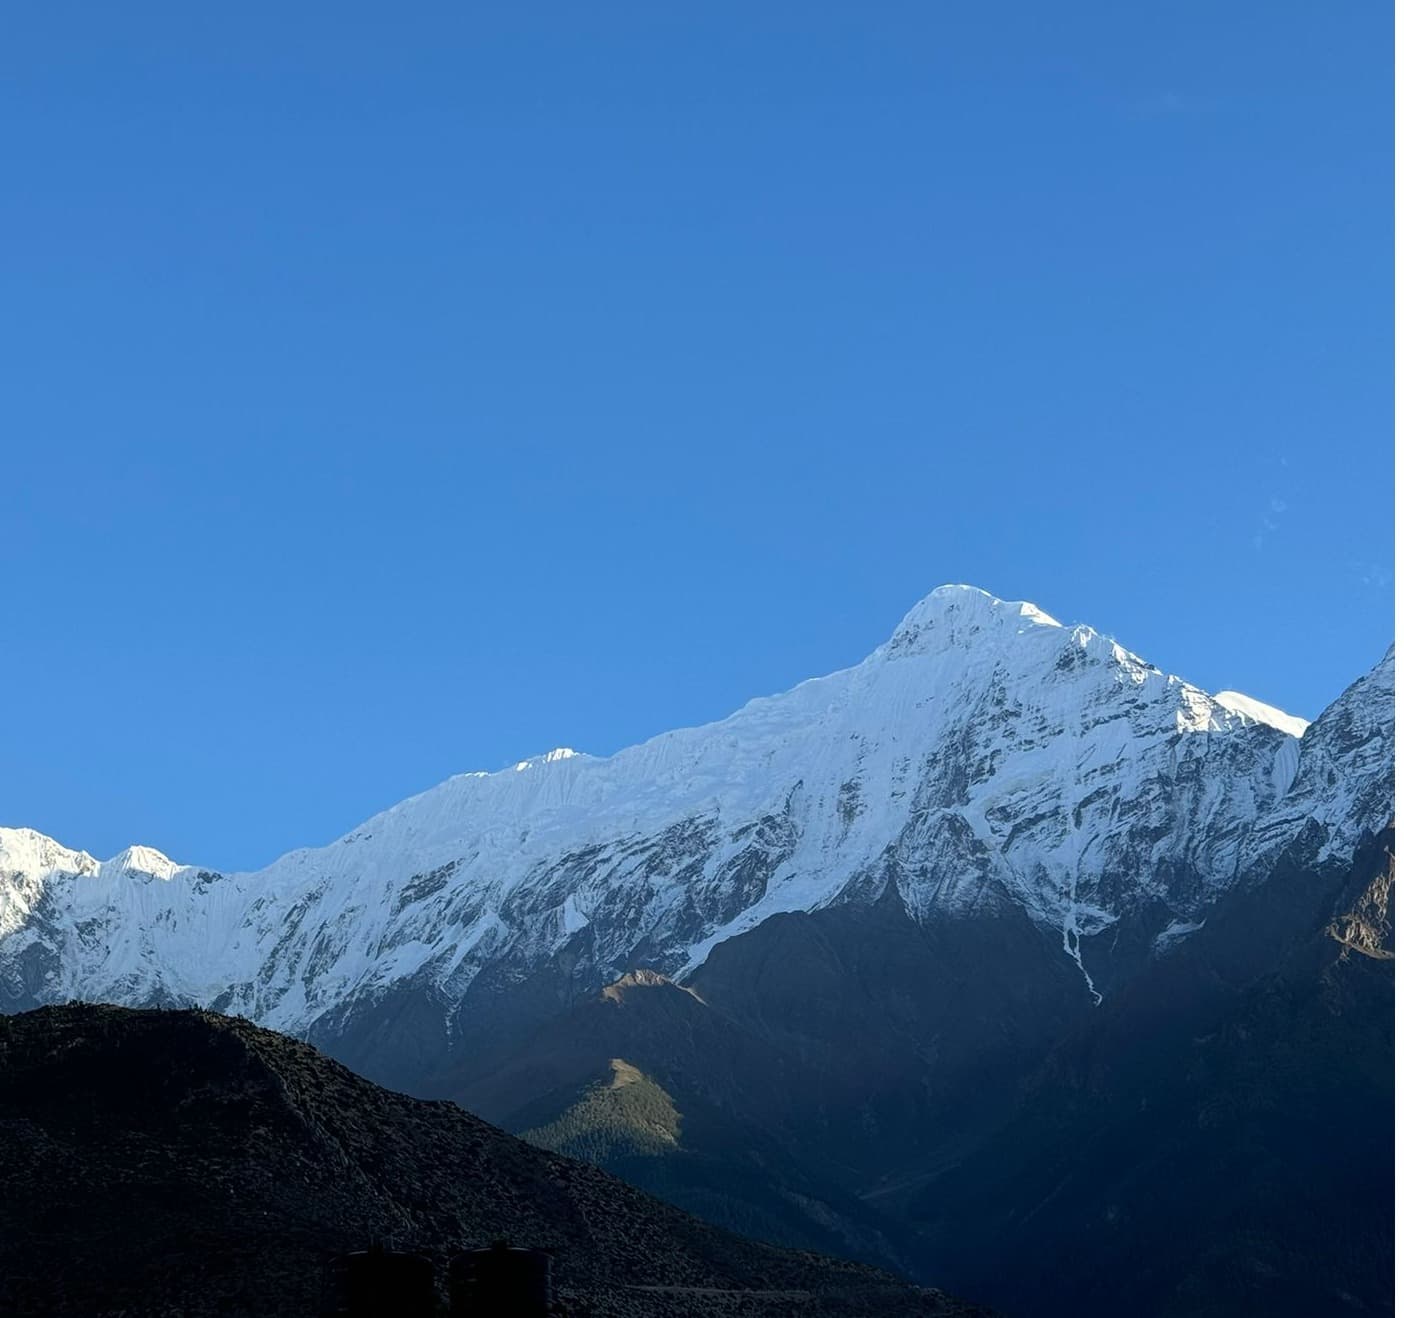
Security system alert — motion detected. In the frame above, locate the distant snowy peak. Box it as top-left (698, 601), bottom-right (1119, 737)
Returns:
top-left (0, 831), bottom-right (183, 885)
top-left (880, 586), bottom-right (1317, 738)
top-left (513, 748), bottom-right (585, 772)
top-left (102, 845), bottom-right (184, 882)
top-left (0, 830), bottom-right (188, 943)
top-left (876, 584), bottom-right (1062, 659)
top-left (1212, 692), bottom-right (1310, 737)
top-left (0, 827), bottom-right (99, 881)
top-left (871, 586), bottom-right (1283, 740)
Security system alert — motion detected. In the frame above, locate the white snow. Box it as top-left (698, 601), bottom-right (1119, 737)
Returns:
top-left (0, 585), bottom-right (1390, 1033)
top-left (561, 892), bottom-right (589, 934)
top-left (1153, 918), bottom-right (1206, 953)
top-left (515, 747), bottom-right (582, 772)
top-left (1212, 691), bottom-right (1309, 737)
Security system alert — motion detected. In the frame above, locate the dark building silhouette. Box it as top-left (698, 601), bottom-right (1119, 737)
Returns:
top-left (450, 1241), bottom-right (553, 1316)
top-left (325, 1245), bottom-right (436, 1318)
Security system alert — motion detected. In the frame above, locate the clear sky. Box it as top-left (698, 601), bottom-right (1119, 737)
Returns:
top-left (2, 2), bottom-right (1392, 871)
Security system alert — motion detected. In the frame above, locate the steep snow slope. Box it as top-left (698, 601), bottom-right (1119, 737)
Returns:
top-left (1253, 646), bottom-right (1394, 862)
top-left (1213, 691), bottom-right (1310, 737)
top-left (0, 587), bottom-right (1389, 1035)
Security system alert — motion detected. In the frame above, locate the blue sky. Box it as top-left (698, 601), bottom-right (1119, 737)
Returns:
top-left (2, 2), bottom-right (1392, 870)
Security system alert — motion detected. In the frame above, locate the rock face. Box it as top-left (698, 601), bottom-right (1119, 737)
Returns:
top-left (0, 585), bottom-right (1392, 1315)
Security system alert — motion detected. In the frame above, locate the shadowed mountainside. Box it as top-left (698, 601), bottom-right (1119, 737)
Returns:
top-left (454, 826), bottom-right (1394, 1317)
top-left (908, 826), bottom-right (1396, 1317)
top-left (0, 1003), bottom-right (992, 1317)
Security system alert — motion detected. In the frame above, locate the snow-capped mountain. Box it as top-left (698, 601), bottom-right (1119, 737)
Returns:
top-left (0, 586), bottom-right (1392, 1037)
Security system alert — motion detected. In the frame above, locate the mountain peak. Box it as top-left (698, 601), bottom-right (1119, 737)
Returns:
top-left (513, 747), bottom-right (583, 772)
top-left (102, 845), bottom-right (182, 881)
top-left (879, 584), bottom-right (1062, 659)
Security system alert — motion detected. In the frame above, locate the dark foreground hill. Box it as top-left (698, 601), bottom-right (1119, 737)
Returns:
top-left (0, 1004), bottom-right (990, 1318)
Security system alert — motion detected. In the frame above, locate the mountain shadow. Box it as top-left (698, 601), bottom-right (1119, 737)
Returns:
top-left (909, 827), bottom-right (1395, 1318)
top-left (0, 1003), bottom-right (994, 1317)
